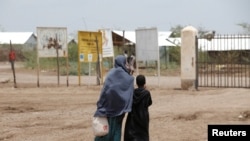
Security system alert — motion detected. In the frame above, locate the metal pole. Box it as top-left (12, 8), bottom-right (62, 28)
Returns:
top-left (195, 36), bottom-right (198, 89)
top-left (123, 30), bottom-right (125, 51)
top-left (96, 36), bottom-right (101, 85)
top-left (9, 40), bottom-right (17, 88)
top-left (55, 34), bottom-right (60, 86)
top-left (10, 60), bottom-right (16, 88)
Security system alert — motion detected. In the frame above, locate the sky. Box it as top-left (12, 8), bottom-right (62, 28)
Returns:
top-left (0, 0), bottom-right (249, 35)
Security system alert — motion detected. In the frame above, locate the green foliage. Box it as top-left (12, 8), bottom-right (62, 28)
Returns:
top-left (198, 50), bottom-right (211, 62)
top-left (170, 25), bottom-right (184, 37)
top-left (237, 22), bottom-right (250, 33)
top-left (22, 50), bottom-right (37, 69)
top-left (222, 51), bottom-right (240, 63)
top-left (161, 61), bottom-right (179, 69)
top-left (168, 46), bottom-right (180, 65)
top-left (68, 42), bottom-right (78, 62)
top-left (23, 42), bottom-right (102, 76)
top-left (170, 24), bottom-right (210, 38)
top-left (113, 45), bottom-right (135, 57)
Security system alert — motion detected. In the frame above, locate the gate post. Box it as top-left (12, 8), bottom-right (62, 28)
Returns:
top-left (181, 26), bottom-right (198, 90)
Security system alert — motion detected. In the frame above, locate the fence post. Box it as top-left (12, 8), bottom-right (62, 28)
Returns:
top-left (181, 26), bottom-right (198, 90)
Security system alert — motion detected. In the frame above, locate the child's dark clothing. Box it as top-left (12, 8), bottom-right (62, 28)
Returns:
top-left (124, 87), bottom-right (152, 141)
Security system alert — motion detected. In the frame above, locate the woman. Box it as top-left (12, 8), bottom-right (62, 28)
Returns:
top-left (94, 55), bottom-right (134, 141)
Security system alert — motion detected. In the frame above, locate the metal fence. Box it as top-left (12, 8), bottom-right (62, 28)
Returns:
top-left (197, 34), bottom-right (250, 88)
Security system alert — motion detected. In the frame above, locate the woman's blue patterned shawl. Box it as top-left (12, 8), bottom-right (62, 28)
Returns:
top-left (94, 55), bottom-right (134, 117)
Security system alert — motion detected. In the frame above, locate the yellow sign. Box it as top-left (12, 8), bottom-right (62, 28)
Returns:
top-left (78, 31), bottom-right (102, 62)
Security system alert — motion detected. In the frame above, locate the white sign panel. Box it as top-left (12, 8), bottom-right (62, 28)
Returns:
top-left (136, 28), bottom-right (158, 61)
top-left (100, 29), bottom-right (114, 57)
top-left (80, 53), bottom-right (84, 62)
top-left (37, 27), bottom-right (67, 58)
top-left (88, 54), bottom-right (93, 62)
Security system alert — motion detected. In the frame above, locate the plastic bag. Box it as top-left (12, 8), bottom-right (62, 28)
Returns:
top-left (92, 116), bottom-right (109, 136)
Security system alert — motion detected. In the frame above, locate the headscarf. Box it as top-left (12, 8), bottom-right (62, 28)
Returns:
top-left (94, 55), bottom-right (134, 117)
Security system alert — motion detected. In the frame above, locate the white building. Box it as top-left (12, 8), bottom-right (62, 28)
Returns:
top-left (0, 32), bottom-right (37, 50)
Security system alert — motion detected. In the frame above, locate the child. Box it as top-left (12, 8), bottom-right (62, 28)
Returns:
top-left (124, 74), bottom-right (152, 141)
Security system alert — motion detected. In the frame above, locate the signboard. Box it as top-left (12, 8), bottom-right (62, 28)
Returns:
top-left (99, 29), bottom-right (114, 57)
top-left (135, 27), bottom-right (158, 61)
top-left (37, 27), bottom-right (68, 58)
top-left (135, 27), bottom-right (160, 86)
top-left (78, 31), bottom-right (102, 62)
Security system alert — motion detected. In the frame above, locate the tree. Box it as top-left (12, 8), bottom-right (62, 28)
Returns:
top-left (237, 22), bottom-right (250, 34)
top-left (170, 25), bottom-right (210, 37)
top-left (170, 25), bottom-right (184, 37)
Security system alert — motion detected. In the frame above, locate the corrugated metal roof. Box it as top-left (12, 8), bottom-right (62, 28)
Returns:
top-left (166, 37), bottom-right (181, 46)
top-left (158, 32), bottom-right (176, 46)
top-left (0, 32), bottom-right (35, 44)
top-left (166, 35), bottom-right (250, 51)
top-left (113, 30), bottom-right (136, 43)
top-left (113, 30), bottom-right (176, 46)
top-left (198, 38), bottom-right (250, 51)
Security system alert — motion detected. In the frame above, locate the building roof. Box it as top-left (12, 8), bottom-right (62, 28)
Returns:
top-left (0, 32), bottom-right (35, 44)
top-left (198, 38), bottom-right (250, 51)
top-left (166, 35), bottom-right (250, 51)
top-left (113, 30), bottom-right (176, 46)
top-left (166, 37), bottom-right (181, 46)
top-left (158, 32), bottom-right (176, 46)
top-left (113, 30), bottom-right (136, 43)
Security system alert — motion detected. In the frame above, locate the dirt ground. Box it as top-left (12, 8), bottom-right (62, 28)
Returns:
top-left (0, 62), bottom-right (250, 141)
